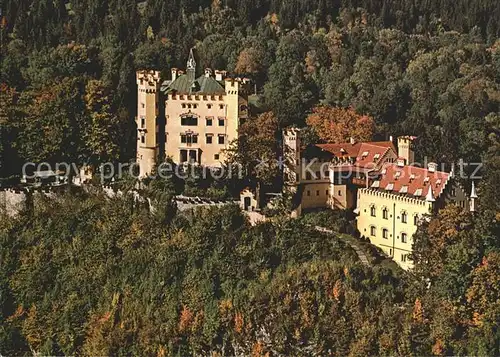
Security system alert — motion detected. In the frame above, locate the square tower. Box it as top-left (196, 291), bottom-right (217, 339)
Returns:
top-left (136, 70), bottom-right (161, 177)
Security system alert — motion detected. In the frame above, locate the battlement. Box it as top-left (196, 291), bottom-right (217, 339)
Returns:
top-left (224, 77), bottom-right (251, 89)
top-left (136, 70), bottom-right (161, 88)
top-left (359, 187), bottom-right (430, 206)
top-left (283, 127), bottom-right (301, 139)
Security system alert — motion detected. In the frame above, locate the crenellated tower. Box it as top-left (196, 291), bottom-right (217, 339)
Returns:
top-left (136, 70), bottom-right (161, 177)
top-left (283, 128), bottom-right (302, 187)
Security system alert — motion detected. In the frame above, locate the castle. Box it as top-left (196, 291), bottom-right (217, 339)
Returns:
top-left (284, 129), bottom-right (475, 270)
top-left (136, 49), bottom-right (251, 176)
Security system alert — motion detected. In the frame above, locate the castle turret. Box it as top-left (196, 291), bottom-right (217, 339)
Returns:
top-left (136, 70), bottom-right (161, 177)
top-left (470, 181), bottom-right (478, 213)
top-left (283, 128), bottom-right (301, 186)
top-left (186, 48), bottom-right (196, 83)
top-left (397, 136), bottom-right (416, 165)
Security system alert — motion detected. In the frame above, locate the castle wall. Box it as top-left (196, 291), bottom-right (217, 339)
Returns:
top-left (357, 188), bottom-right (432, 270)
top-left (165, 92), bottom-right (233, 166)
top-left (301, 182), bottom-right (330, 210)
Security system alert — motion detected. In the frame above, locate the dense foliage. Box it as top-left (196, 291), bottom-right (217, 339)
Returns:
top-left (1, 0), bottom-right (500, 355)
top-left (1, 0), bottom-right (499, 175)
top-left (0, 188), bottom-right (499, 355)
top-left (0, 191), bottom-right (398, 356)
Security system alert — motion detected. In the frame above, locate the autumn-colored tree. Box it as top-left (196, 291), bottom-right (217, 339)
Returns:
top-left (466, 252), bottom-right (500, 325)
top-left (225, 111), bottom-right (279, 184)
top-left (412, 205), bottom-right (474, 281)
top-left (234, 47), bottom-right (265, 76)
top-left (83, 80), bottom-right (122, 166)
top-left (306, 106), bottom-right (375, 143)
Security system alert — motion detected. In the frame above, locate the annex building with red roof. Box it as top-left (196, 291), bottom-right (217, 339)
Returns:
top-left (283, 129), bottom-right (473, 270)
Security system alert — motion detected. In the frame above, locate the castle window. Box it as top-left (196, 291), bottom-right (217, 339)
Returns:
top-left (195, 95), bottom-right (199, 101)
top-left (316, 190), bottom-right (320, 196)
top-left (193, 104), bottom-right (198, 109)
top-left (214, 154), bottom-right (220, 160)
top-left (218, 135), bottom-right (225, 145)
top-left (370, 205), bottom-right (376, 217)
top-left (187, 104), bottom-right (192, 109)
top-left (141, 136), bottom-right (145, 144)
top-left (338, 190), bottom-right (342, 196)
top-left (207, 104), bottom-right (212, 109)
top-left (401, 254), bottom-right (407, 262)
top-left (401, 232), bottom-right (408, 243)
top-left (218, 118), bottom-right (225, 126)
top-left (206, 117), bottom-right (213, 126)
top-left (382, 228), bottom-right (388, 239)
top-left (370, 226), bottom-right (376, 237)
top-left (141, 103), bottom-right (145, 108)
top-left (307, 190), bottom-right (311, 196)
top-left (414, 215), bottom-right (418, 226)
top-left (382, 207), bottom-right (388, 219)
top-left (206, 135), bottom-right (213, 144)
top-left (401, 211), bottom-right (408, 224)
top-left (219, 104), bottom-right (224, 110)
top-left (219, 95), bottom-right (224, 101)
top-left (141, 117), bottom-right (145, 128)
top-left (182, 103), bottom-right (186, 109)
top-left (203, 95), bottom-right (207, 101)
top-left (181, 116), bottom-right (198, 126)
top-left (181, 134), bottom-right (198, 144)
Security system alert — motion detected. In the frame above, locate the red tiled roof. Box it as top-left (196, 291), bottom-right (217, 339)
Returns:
top-left (316, 141), bottom-right (397, 168)
top-left (374, 163), bottom-right (450, 198)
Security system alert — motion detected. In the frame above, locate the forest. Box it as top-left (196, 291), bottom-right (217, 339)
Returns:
top-left (0, 0), bottom-right (499, 355)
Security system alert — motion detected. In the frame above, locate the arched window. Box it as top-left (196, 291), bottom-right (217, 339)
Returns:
top-left (401, 211), bottom-right (408, 224)
top-left (413, 214), bottom-right (419, 226)
top-left (382, 228), bottom-right (389, 239)
top-left (382, 207), bottom-right (388, 219)
top-left (370, 205), bottom-right (376, 217)
top-left (370, 226), bottom-right (376, 236)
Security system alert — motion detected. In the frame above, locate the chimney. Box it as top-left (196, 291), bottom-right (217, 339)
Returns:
top-left (204, 68), bottom-right (212, 77)
top-left (427, 162), bottom-right (437, 173)
top-left (397, 157), bottom-right (405, 167)
top-left (350, 137), bottom-right (356, 145)
top-left (171, 68), bottom-right (178, 81)
top-left (215, 70), bottom-right (227, 81)
top-left (389, 135), bottom-right (393, 142)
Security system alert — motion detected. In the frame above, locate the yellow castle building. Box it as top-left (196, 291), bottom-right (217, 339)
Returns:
top-left (136, 49), bottom-right (251, 176)
top-left (283, 129), bottom-right (473, 270)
